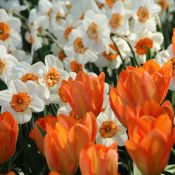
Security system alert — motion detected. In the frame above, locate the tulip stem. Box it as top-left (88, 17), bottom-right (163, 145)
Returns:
top-left (125, 40), bottom-right (140, 67)
top-left (171, 91), bottom-right (175, 108)
top-left (110, 34), bottom-right (126, 69)
top-left (0, 159), bottom-right (11, 174)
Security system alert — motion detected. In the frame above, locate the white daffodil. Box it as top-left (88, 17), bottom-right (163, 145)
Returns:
top-left (0, 0), bottom-right (27, 14)
top-left (49, 0), bottom-right (68, 30)
top-left (26, 9), bottom-right (49, 54)
top-left (52, 15), bottom-right (77, 47)
top-left (96, 100), bottom-right (128, 147)
top-left (63, 57), bottom-right (86, 73)
top-left (130, 0), bottom-right (161, 33)
top-left (129, 30), bottom-right (163, 64)
top-left (11, 50), bottom-right (33, 64)
top-left (68, 0), bottom-right (99, 20)
top-left (0, 9), bottom-right (22, 50)
top-left (43, 54), bottom-right (69, 104)
top-left (81, 10), bottom-right (110, 53)
top-left (106, 1), bottom-right (130, 35)
top-left (0, 80), bottom-right (45, 124)
top-left (37, 0), bottom-right (52, 17)
top-left (64, 27), bottom-right (98, 65)
top-left (0, 44), bottom-right (18, 84)
top-left (95, 37), bottom-right (130, 69)
top-left (12, 61), bottom-right (50, 100)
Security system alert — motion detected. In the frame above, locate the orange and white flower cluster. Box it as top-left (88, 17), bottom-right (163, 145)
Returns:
top-left (0, 0), bottom-right (175, 175)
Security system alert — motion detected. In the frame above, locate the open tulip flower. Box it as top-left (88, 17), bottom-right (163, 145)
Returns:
top-left (0, 112), bottom-right (18, 164)
top-left (79, 142), bottom-right (118, 175)
top-left (125, 114), bottom-right (175, 175)
top-left (58, 71), bottom-right (105, 117)
top-left (110, 60), bottom-right (172, 128)
top-left (44, 112), bottom-right (97, 174)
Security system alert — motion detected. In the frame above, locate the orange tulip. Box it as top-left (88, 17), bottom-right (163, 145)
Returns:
top-left (110, 60), bottom-right (172, 127)
top-left (79, 142), bottom-right (118, 175)
top-left (6, 171), bottom-right (16, 175)
top-left (59, 71), bottom-right (105, 117)
top-left (125, 114), bottom-right (175, 175)
top-left (118, 99), bottom-right (174, 128)
top-left (48, 172), bottom-right (61, 175)
top-left (0, 112), bottom-right (18, 163)
top-left (44, 112), bottom-right (97, 175)
top-left (30, 115), bottom-right (57, 155)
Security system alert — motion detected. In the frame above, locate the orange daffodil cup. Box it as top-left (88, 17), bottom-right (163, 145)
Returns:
top-left (0, 112), bottom-right (18, 164)
top-left (125, 113), bottom-right (175, 175)
top-left (110, 60), bottom-right (172, 128)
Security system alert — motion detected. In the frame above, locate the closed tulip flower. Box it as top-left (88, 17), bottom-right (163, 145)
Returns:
top-left (116, 99), bottom-right (174, 128)
top-left (30, 115), bottom-right (57, 155)
top-left (0, 112), bottom-right (18, 163)
top-left (59, 71), bottom-right (105, 117)
top-left (79, 142), bottom-right (118, 175)
top-left (125, 114), bottom-right (175, 175)
top-left (44, 112), bottom-right (97, 175)
top-left (110, 60), bottom-right (172, 127)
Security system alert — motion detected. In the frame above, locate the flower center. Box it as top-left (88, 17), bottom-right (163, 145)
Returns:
top-left (158, 0), bottom-right (168, 11)
top-left (135, 37), bottom-right (153, 55)
top-left (21, 73), bottom-right (39, 83)
top-left (137, 7), bottom-right (149, 23)
top-left (87, 22), bottom-right (98, 40)
top-left (71, 60), bottom-right (83, 73)
top-left (0, 22), bottom-right (10, 41)
top-left (109, 13), bottom-right (123, 29)
top-left (27, 35), bottom-right (34, 44)
top-left (96, 2), bottom-right (104, 9)
top-left (55, 12), bottom-right (64, 22)
top-left (47, 8), bottom-right (52, 17)
top-left (64, 26), bottom-right (73, 40)
top-left (106, 0), bottom-right (116, 8)
top-left (37, 26), bottom-right (43, 33)
top-left (10, 92), bottom-right (31, 112)
top-left (46, 67), bottom-right (60, 87)
top-left (58, 50), bottom-right (66, 61)
top-left (65, 1), bottom-right (72, 9)
top-left (99, 120), bottom-right (118, 139)
top-left (0, 59), bottom-right (6, 74)
top-left (73, 37), bottom-right (86, 54)
top-left (170, 57), bottom-right (175, 70)
top-left (102, 43), bottom-right (118, 61)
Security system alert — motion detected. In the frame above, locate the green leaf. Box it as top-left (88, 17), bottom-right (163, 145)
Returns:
top-left (163, 165), bottom-right (175, 174)
top-left (37, 124), bottom-right (46, 137)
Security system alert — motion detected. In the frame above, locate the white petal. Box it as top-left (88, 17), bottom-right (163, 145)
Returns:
top-left (0, 90), bottom-right (12, 106)
top-left (45, 54), bottom-right (63, 70)
top-left (0, 9), bottom-right (8, 22)
top-left (30, 97), bottom-right (44, 112)
top-left (1, 107), bottom-right (32, 124)
top-left (26, 81), bottom-right (45, 100)
top-left (9, 80), bottom-right (27, 94)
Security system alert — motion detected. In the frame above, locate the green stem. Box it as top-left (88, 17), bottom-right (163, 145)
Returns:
top-left (110, 34), bottom-right (126, 69)
top-left (126, 40), bottom-right (140, 67)
top-left (171, 91), bottom-right (175, 108)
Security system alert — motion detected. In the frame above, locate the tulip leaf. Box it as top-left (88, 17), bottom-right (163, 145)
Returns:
top-left (37, 124), bottom-right (46, 137)
top-left (162, 165), bottom-right (175, 174)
